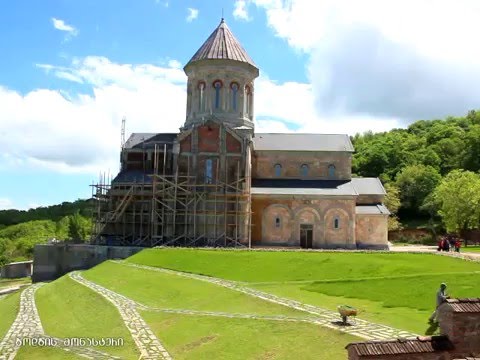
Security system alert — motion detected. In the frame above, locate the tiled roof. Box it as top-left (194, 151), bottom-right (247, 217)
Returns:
top-left (346, 336), bottom-right (454, 357)
top-left (253, 133), bottom-right (354, 152)
top-left (444, 298), bottom-right (480, 313)
top-left (186, 19), bottom-right (256, 69)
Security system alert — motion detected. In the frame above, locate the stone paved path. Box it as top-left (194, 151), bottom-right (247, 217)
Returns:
top-left (70, 272), bottom-right (172, 360)
top-left (116, 261), bottom-right (418, 341)
top-left (147, 307), bottom-right (320, 323)
top-left (0, 283), bottom-right (117, 360)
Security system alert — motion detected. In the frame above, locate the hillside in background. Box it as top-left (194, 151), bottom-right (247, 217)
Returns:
top-left (0, 199), bottom-right (92, 265)
top-left (1, 110), bottom-right (479, 264)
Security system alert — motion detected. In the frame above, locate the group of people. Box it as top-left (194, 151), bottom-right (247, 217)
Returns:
top-left (437, 234), bottom-right (461, 252)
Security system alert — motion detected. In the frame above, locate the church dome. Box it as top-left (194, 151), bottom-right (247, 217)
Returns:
top-left (184, 18), bottom-right (257, 71)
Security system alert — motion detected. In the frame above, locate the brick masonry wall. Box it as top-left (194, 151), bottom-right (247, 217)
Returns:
top-left (439, 309), bottom-right (480, 358)
top-left (251, 196), bottom-right (356, 248)
top-left (355, 215), bottom-right (389, 249)
top-left (252, 151), bottom-right (352, 180)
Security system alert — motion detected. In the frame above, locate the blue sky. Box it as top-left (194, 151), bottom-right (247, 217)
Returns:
top-left (1, 0), bottom-right (480, 210)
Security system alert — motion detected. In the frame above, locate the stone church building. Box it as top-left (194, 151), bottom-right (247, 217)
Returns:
top-left (92, 19), bottom-right (389, 250)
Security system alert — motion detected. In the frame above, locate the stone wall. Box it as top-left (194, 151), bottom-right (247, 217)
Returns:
top-left (251, 195), bottom-right (356, 248)
top-left (32, 244), bottom-right (143, 282)
top-left (0, 261), bottom-right (33, 279)
top-left (355, 215), bottom-right (389, 250)
top-left (252, 150), bottom-right (352, 180)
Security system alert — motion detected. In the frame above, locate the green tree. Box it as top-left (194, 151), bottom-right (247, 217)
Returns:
top-left (384, 183), bottom-right (402, 231)
top-left (432, 170), bottom-right (480, 243)
top-left (67, 211), bottom-right (88, 242)
top-left (395, 165), bottom-right (442, 214)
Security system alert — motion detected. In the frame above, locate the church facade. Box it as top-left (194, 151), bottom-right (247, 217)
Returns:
top-left (92, 19), bottom-right (389, 250)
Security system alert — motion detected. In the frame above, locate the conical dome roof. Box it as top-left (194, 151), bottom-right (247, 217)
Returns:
top-left (185, 19), bottom-right (257, 69)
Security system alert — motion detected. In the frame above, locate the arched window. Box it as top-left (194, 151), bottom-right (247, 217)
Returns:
top-left (245, 85), bottom-right (252, 116)
top-left (205, 159), bottom-right (213, 184)
top-left (198, 81), bottom-right (206, 112)
top-left (230, 82), bottom-right (239, 111)
top-left (334, 217), bottom-right (340, 229)
top-left (213, 80), bottom-right (223, 109)
top-left (275, 216), bottom-right (281, 228)
top-left (300, 164), bottom-right (309, 177)
top-left (328, 164), bottom-right (336, 178)
top-left (274, 164), bottom-right (282, 177)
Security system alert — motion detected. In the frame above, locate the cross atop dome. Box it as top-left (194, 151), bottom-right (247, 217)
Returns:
top-left (184, 18), bottom-right (257, 71)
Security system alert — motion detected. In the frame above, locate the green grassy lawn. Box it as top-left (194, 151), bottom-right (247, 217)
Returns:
top-left (463, 246), bottom-right (480, 252)
top-left (0, 277), bottom-right (31, 290)
top-left (127, 248), bottom-right (480, 335)
top-left (16, 346), bottom-right (83, 360)
top-left (84, 261), bottom-right (304, 317)
top-left (128, 248), bottom-right (480, 282)
top-left (0, 291), bottom-right (20, 339)
top-left (252, 272), bottom-right (480, 335)
top-left (35, 275), bottom-right (139, 359)
top-left (142, 311), bottom-right (358, 360)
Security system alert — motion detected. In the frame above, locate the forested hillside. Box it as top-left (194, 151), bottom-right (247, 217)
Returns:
top-left (1, 111), bottom-right (479, 264)
top-left (0, 200), bottom-right (92, 266)
top-left (352, 109), bottom-right (480, 237)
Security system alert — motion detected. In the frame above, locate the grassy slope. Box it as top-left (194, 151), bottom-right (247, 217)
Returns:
top-left (127, 248), bottom-right (480, 282)
top-left (128, 249), bottom-right (480, 334)
top-left (142, 311), bottom-right (358, 360)
top-left (35, 275), bottom-right (138, 359)
top-left (0, 278), bottom-right (31, 291)
top-left (16, 346), bottom-right (83, 360)
top-left (0, 291), bottom-right (20, 339)
top-left (84, 261), bottom-right (303, 316)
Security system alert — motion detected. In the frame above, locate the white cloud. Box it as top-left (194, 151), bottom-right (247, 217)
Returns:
top-left (186, 8), bottom-right (199, 22)
top-left (1, 57), bottom-right (187, 175)
top-left (233, 0), bottom-right (251, 21)
top-left (0, 198), bottom-right (13, 210)
top-left (51, 18), bottom-right (78, 41)
top-left (249, 0), bottom-right (480, 123)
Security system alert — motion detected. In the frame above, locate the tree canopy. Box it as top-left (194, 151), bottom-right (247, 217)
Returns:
top-left (431, 170), bottom-right (480, 235)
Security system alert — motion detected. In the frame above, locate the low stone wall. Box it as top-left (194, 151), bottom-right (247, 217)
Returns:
top-left (32, 244), bottom-right (144, 282)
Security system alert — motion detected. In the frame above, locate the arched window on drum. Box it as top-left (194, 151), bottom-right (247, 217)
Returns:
top-left (213, 80), bottom-right (223, 110)
top-left (245, 85), bottom-right (252, 116)
top-left (198, 81), bottom-right (206, 112)
top-left (230, 82), bottom-right (239, 111)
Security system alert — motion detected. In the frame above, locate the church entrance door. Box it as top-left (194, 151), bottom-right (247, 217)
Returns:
top-left (300, 224), bottom-right (313, 248)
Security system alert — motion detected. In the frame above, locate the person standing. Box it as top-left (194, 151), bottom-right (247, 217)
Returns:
top-left (429, 283), bottom-right (449, 323)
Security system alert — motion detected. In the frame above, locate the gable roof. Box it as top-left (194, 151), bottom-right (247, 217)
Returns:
top-left (252, 133), bottom-right (354, 152)
top-left (185, 19), bottom-right (257, 69)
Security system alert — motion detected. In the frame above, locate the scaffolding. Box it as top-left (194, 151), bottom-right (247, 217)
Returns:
top-left (90, 144), bottom-right (251, 248)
